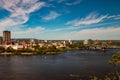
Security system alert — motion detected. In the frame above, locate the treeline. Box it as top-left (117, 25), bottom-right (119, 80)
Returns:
top-left (0, 46), bottom-right (67, 55)
top-left (0, 42), bottom-right (85, 55)
top-left (110, 41), bottom-right (120, 46)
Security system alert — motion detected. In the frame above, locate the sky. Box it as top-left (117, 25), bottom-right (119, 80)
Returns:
top-left (0, 0), bottom-right (120, 40)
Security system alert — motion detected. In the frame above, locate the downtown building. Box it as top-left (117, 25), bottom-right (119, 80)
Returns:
top-left (0, 36), bottom-right (2, 45)
top-left (2, 31), bottom-right (24, 50)
top-left (3, 31), bottom-right (11, 45)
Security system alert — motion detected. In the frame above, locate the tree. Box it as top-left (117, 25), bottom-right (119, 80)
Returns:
top-left (6, 46), bottom-right (15, 52)
top-left (91, 76), bottom-right (98, 80)
top-left (33, 45), bottom-right (40, 51)
top-left (109, 52), bottom-right (120, 80)
top-left (0, 46), bottom-right (5, 53)
top-left (22, 48), bottom-right (33, 53)
top-left (45, 46), bottom-right (57, 52)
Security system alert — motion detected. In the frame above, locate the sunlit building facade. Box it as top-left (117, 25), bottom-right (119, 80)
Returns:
top-left (0, 36), bottom-right (2, 45)
top-left (3, 31), bottom-right (11, 45)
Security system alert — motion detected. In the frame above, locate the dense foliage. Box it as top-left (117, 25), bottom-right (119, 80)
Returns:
top-left (0, 46), bottom-right (5, 53)
top-left (109, 52), bottom-right (120, 80)
top-left (109, 52), bottom-right (120, 65)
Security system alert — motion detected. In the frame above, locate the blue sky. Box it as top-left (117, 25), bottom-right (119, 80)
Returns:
top-left (0, 0), bottom-right (120, 40)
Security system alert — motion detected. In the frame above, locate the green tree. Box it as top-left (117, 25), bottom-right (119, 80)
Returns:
top-left (0, 46), bottom-right (5, 53)
top-left (104, 76), bottom-right (111, 80)
top-left (33, 45), bottom-right (40, 51)
top-left (6, 46), bottom-right (15, 52)
top-left (109, 52), bottom-right (120, 80)
top-left (47, 46), bottom-right (56, 52)
top-left (22, 48), bottom-right (33, 53)
top-left (36, 49), bottom-right (43, 54)
top-left (91, 76), bottom-right (98, 80)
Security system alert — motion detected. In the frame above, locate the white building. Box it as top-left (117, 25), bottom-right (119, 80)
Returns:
top-left (12, 45), bottom-right (24, 50)
top-left (69, 39), bottom-right (72, 44)
top-left (83, 40), bottom-right (89, 45)
top-left (83, 39), bottom-right (93, 45)
top-left (3, 44), bottom-right (24, 50)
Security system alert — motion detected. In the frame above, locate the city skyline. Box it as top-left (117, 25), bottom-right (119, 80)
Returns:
top-left (0, 0), bottom-right (120, 40)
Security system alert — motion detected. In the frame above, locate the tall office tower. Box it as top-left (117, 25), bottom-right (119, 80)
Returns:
top-left (3, 31), bottom-right (11, 44)
top-left (0, 36), bottom-right (2, 45)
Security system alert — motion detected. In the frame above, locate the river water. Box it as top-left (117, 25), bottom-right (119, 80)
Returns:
top-left (0, 49), bottom-right (120, 80)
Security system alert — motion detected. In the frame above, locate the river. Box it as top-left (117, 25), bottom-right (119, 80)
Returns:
top-left (0, 49), bottom-right (120, 80)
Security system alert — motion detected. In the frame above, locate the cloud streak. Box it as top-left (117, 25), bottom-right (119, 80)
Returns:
top-left (42, 11), bottom-right (60, 21)
top-left (11, 26), bottom-right (46, 38)
top-left (48, 0), bottom-right (65, 3)
top-left (107, 14), bottom-right (120, 20)
top-left (58, 27), bottom-right (120, 40)
top-left (65, 0), bottom-right (82, 6)
top-left (0, 0), bottom-right (45, 30)
top-left (66, 12), bottom-right (107, 26)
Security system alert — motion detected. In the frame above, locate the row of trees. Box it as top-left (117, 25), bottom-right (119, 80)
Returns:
top-left (0, 42), bottom-right (85, 55)
top-left (33, 45), bottom-right (70, 54)
top-left (66, 42), bottom-right (84, 49)
top-left (0, 45), bottom-right (63, 55)
top-left (0, 46), bottom-right (33, 55)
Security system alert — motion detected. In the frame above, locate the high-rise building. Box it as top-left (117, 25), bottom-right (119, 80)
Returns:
top-left (0, 36), bottom-right (2, 45)
top-left (3, 31), bottom-right (11, 44)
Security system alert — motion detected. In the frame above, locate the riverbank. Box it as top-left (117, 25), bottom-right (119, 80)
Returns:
top-left (0, 48), bottom-right (119, 56)
top-left (0, 52), bottom-right (61, 56)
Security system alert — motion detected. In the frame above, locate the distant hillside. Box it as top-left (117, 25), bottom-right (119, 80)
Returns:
top-left (12, 38), bottom-right (42, 43)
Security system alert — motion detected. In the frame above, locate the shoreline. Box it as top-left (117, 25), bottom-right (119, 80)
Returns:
top-left (0, 48), bottom-right (119, 56)
top-left (0, 52), bottom-right (61, 56)
top-left (0, 48), bottom-right (120, 56)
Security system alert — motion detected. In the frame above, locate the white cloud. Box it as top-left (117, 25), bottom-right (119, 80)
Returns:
top-left (7, 24), bottom-right (120, 40)
top-left (65, 0), bottom-right (82, 6)
top-left (107, 14), bottom-right (120, 20)
top-left (66, 13), bottom-right (120, 27)
top-left (58, 27), bottom-right (120, 40)
top-left (0, 0), bottom-right (45, 30)
top-left (66, 12), bottom-right (107, 26)
top-left (42, 11), bottom-right (60, 21)
top-left (48, 0), bottom-right (65, 3)
top-left (12, 26), bottom-right (45, 38)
